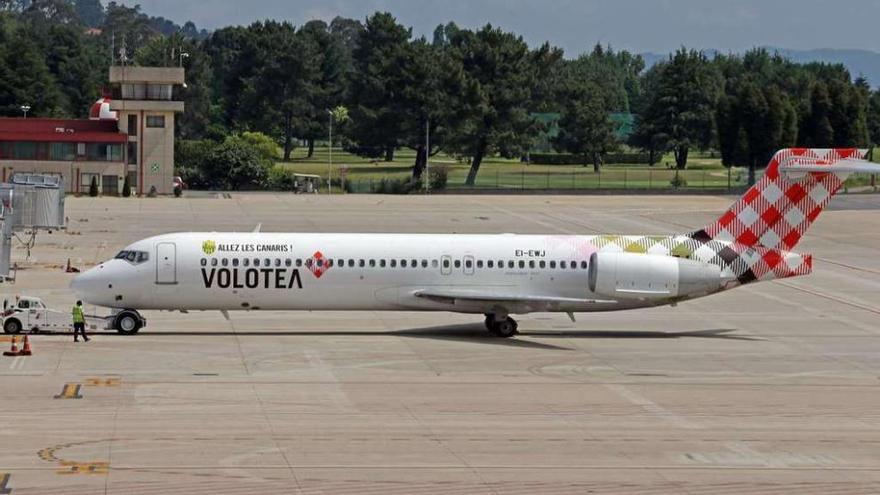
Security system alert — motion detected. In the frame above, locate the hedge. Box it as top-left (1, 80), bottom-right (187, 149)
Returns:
top-left (529, 152), bottom-right (654, 165)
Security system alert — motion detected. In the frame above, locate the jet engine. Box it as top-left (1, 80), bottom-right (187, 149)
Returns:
top-left (588, 252), bottom-right (724, 301)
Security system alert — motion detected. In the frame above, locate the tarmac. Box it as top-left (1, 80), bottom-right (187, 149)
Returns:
top-left (1, 192), bottom-right (879, 494)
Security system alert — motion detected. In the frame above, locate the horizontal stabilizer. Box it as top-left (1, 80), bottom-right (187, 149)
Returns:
top-left (780, 158), bottom-right (880, 176)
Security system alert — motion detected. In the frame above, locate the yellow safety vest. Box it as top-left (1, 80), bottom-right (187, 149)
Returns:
top-left (72, 305), bottom-right (84, 324)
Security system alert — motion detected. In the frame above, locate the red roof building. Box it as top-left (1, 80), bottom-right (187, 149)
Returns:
top-left (0, 117), bottom-right (127, 194)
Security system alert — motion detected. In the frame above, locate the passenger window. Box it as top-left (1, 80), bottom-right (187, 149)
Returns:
top-left (422, 260), bottom-right (428, 268)
top-left (507, 260), bottom-right (514, 269)
top-left (264, 258), bottom-right (270, 267)
top-left (412, 259), bottom-right (417, 267)
top-left (581, 261), bottom-right (588, 269)
top-left (359, 259), bottom-right (365, 267)
top-left (560, 261), bottom-right (567, 269)
top-left (253, 258), bottom-right (260, 267)
top-left (275, 259), bottom-right (281, 267)
top-left (529, 260), bottom-right (535, 269)
top-left (285, 259), bottom-right (292, 267)
top-left (477, 260), bottom-right (483, 268)
top-left (571, 261), bottom-right (577, 270)
top-left (401, 260), bottom-right (407, 268)
top-left (539, 260), bottom-right (546, 268)
top-left (518, 260), bottom-right (525, 269)
top-left (442, 259), bottom-right (450, 268)
top-left (305, 259), bottom-right (312, 267)
top-left (317, 259), bottom-right (324, 267)
top-left (348, 259), bottom-right (355, 267)
top-left (200, 259), bottom-right (206, 267)
top-left (211, 259), bottom-right (218, 267)
top-left (390, 259), bottom-right (397, 268)
top-left (19, 300), bottom-right (29, 309)
top-left (550, 261), bottom-right (556, 269)
top-left (243, 258), bottom-right (250, 267)
top-left (454, 260), bottom-right (461, 268)
top-left (498, 260), bottom-right (504, 268)
top-left (487, 260), bottom-right (494, 268)
top-left (380, 259), bottom-right (386, 267)
top-left (296, 259), bottom-right (303, 267)
top-left (432, 260), bottom-right (438, 268)
top-left (222, 258), bottom-right (229, 267)
top-left (369, 259), bottom-right (376, 267)
top-left (465, 259), bottom-right (472, 268)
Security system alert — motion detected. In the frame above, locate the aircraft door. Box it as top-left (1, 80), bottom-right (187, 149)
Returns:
top-left (463, 255), bottom-right (475, 275)
top-left (156, 242), bottom-right (177, 284)
top-left (440, 255), bottom-right (452, 276)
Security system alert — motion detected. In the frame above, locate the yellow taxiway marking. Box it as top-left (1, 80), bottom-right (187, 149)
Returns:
top-left (84, 378), bottom-right (120, 387)
top-left (54, 383), bottom-right (83, 399)
top-left (56, 461), bottom-right (108, 475)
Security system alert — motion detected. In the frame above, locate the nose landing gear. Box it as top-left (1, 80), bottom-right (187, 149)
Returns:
top-left (113, 309), bottom-right (145, 335)
top-left (484, 313), bottom-right (518, 338)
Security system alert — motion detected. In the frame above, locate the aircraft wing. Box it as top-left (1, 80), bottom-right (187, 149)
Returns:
top-left (412, 288), bottom-right (616, 313)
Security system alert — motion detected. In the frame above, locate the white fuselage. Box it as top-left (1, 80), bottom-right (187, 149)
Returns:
top-left (71, 232), bottom-right (675, 314)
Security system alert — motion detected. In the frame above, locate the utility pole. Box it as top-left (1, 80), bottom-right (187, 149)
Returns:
top-left (327, 109), bottom-right (333, 195)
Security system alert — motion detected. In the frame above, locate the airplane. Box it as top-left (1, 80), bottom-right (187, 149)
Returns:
top-left (68, 148), bottom-right (880, 337)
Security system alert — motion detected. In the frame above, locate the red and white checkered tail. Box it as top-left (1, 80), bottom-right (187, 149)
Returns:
top-left (694, 148), bottom-right (878, 250)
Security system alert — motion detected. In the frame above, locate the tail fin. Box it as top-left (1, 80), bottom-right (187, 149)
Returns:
top-left (694, 148), bottom-right (878, 250)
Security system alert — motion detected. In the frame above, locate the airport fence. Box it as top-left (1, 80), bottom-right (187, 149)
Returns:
top-left (343, 167), bottom-right (751, 194)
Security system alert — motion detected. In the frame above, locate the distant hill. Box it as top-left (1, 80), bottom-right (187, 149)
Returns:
top-left (641, 48), bottom-right (880, 87)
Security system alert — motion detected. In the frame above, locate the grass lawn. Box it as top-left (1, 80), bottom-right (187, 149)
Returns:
top-left (276, 147), bottom-right (875, 192)
top-left (277, 147), bottom-right (747, 192)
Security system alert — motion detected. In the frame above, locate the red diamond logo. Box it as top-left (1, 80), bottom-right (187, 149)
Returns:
top-left (308, 251), bottom-right (330, 279)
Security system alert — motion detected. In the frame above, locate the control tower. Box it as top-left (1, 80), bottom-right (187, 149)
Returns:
top-left (109, 66), bottom-right (185, 195)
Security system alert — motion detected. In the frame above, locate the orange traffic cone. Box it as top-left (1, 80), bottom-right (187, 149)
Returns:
top-left (19, 335), bottom-right (32, 356)
top-left (3, 336), bottom-right (20, 356)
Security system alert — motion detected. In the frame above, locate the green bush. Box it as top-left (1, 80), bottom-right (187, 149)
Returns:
top-left (88, 176), bottom-right (98, 197)
top-left (530, 152), bottom-right (653, 165)
top-left (429, 165), bottom-right (449, 190)
top-left (267, 166), bottom-right (298, 191)
top-left (373, 177), bottom-right (422, 194)
top-left (670, 173), bottom-right (687, 188)
top-left (122, 175), bottom-right (131, 197)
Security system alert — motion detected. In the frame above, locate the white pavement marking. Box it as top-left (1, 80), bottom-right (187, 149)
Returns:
top-left (605, 383), bottom-right (702, 430)
top-left (304, 350), bottom-right (354, 411)
top-left (8, 356), bottom-right (24, 371)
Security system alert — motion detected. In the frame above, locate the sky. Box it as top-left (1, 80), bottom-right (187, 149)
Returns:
top-left (133, 0), bottom-right (880, 56)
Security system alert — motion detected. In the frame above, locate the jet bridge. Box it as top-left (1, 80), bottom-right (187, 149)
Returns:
top-left (0, 175), bottom-right (66, 282)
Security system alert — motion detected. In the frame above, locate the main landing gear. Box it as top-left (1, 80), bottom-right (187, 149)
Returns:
top-left (484, 314), bottom-right (518, 338)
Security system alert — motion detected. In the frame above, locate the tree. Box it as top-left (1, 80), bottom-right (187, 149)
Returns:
top-left (637, 49), bottom-right (721, 169)
top-left (553, 81), bottom-right (618, 172)
top-left (444, 25), bottom-right (561, 185)
top-left (346, 12), bottom-right (412, 162)
top-left (801, 81), bottom-right (834, 147)
top-left (122, 174), bottom-right (131, 197)
top-left (207, 136), bottom-right (272, 190)
top-left (293, 20), bottom-right (348, 158)
top-left (73, 0), bottom-right (104, 27)
top-left (0, 18), bottom-right (62, 116)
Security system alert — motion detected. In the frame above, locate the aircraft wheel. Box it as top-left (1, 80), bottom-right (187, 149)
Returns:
top-left (484, 314), bottom-right (494, 331)
top-left (493, 317), bottom-right (518, 338)
top-left (115, 310), bottom-right (142, 335)
top-left (486, 315), bottom-right (517, 338)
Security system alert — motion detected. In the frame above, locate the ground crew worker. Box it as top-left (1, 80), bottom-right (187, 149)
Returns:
top-left (72, 300), bottom-right (89, 342)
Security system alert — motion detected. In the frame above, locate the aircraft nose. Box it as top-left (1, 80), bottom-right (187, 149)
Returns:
top-left (70, 263), bottom-right (115, 301)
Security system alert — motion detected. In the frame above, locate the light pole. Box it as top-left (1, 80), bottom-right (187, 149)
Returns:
top-left (327, 109), bottom-right (333, 195)
top-left (20, 105), bottom-right (30, 118)
top-left (179, 52), bottom-right (189, 67)
top-left (425, 119), bottom-right (430, 194)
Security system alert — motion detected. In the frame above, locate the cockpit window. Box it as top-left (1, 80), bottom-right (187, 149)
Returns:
top-left (115, 250), bottom-right (149, 265)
